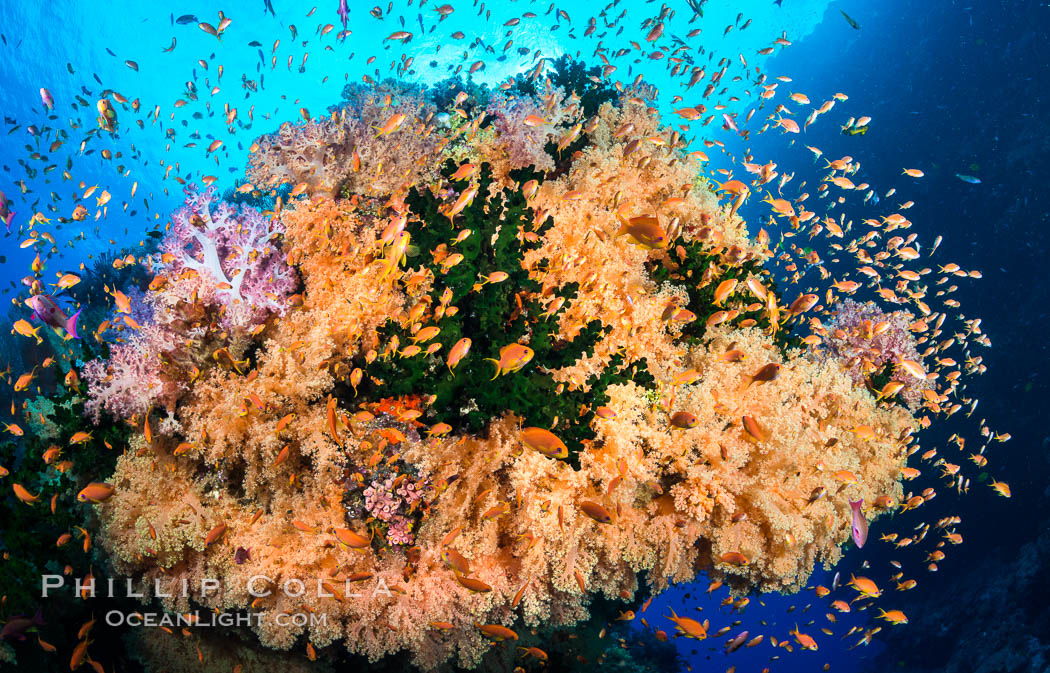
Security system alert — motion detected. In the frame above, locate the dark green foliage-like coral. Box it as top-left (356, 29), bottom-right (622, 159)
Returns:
top-left (507, 55), bottom-right (618, 119)
top-left (649, 238), bottom-right (802, 355)
top-left (349, 162), bottom-right (653, 467)
top-left (426, 75), bottom-right (493, 118)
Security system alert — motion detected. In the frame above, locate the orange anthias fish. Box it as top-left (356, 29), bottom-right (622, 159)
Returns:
top-left (791, 624), bottom-right (818, 650)
top-left (475, 622), bottom-right (518, 641)
top-left (485, 343), bottom-right (534, 378)
top-left (617, 215), bottom-right (668, 249)
top-left (666, 608), bottom-right (707, 639)
top-left (77, 483), bottom-right (116, 504)
top-left (578, 500), bottom-right (613, 524)
top-left (374, 112), bottom-right (407, 137)
top-left (521, 427), bottom-right (568, 460)
top-left (12, 483), bottom-right (40, 504)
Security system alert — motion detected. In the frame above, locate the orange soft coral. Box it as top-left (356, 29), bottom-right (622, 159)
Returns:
top-left (93, 75), bottom-right (935, 671)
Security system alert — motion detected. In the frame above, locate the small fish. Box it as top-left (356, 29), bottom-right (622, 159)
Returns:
top-left (955, 173), bottom-right (981, 184)
top-left (374, 112), bottom-right (407, 137)
top-left (578, 500), bottom-right (613, 524)
top-left (13, 319), bottom-right (43, 344)
top-left (485, 343), bottom-right (533, 378)
top-left (175, 14), bottom-right (198, 25)
top-left (747, 363), bottom-right (781, 386)
top-left (849, 498), bottom-right (868, 548)
top-left (791, 624), bottom-right (818, 650)
top-left (725, 630), bottom-right (750, 653)
top-left (840, 10), bottom-right (860, 29)
top-left (0, 608), bottom-right (44, 641)
top-left (52, 273), bottom-right (81, 290)
top-left (617, 215), bottom-right (667, 249)
top-left (77, 483), bottom-right (116, 504)
top-left (877, 609), bottom-right (908, 625)
top-left (26, 294), bottom-right (81, 338)
top-left (475, 622), bottom-right (518, 641)
top-left (666, 608), bottom-right (707, 639)
top-left (521, 427), bottom-right (568, 459)
top-left (0, 189), bottom-right (17, 231)
top-left (669, 411), bottom-right (699, 429)
top-left (337, 0), bottom-right (349, 28)
top-left (446, 337), bottom-right (472, 372)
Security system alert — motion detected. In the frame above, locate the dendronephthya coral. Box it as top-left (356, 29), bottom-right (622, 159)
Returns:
top-left (56, 64), bottom-right (986, 670)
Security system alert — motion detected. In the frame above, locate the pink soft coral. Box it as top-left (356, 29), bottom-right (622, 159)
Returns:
top-left (484, 93), bottom-right (558, 172)
top-left (821, 299), bottom-right (931, 407)
top-left (82, 323), bottom-right (184, 421)
top-left (162, 185), bottom-right (298, 331)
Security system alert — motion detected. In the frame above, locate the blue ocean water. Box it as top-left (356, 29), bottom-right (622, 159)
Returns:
top-left (0, 1), bottom-right (1046, 672)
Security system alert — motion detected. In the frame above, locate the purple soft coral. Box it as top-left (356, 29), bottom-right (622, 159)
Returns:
top-left (485, 93), bottom-right (558, 172)
top-left (821, 299), bottom-right (932, 407)
top-left (82, 323), bottom-right (184, 421)
top-left (162, 184), bottom-right (298, 331)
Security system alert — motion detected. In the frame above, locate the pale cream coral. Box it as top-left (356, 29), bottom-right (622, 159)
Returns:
top-left (247, 82), bottom-right (443, 200)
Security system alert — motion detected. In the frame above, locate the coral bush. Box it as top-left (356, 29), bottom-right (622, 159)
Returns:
top-left (247, 81), bottom-right (443, 200)
top-left (81, 186), bottom-right (298, 422)
top-left (819, 298), bottom-right (932, 408)
top-left (74, 66), bottom-right (953, 671)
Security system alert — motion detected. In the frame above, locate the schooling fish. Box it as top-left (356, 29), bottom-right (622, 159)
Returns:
top-left (956, 173), bottom-right (981, 184)
top-left (26, 294), bottom-right (81, 338)
top-left (176, 14), bottom-right (198, 25)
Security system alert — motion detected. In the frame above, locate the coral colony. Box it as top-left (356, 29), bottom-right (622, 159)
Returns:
top-left (1, 58), bottom-right (990, 671)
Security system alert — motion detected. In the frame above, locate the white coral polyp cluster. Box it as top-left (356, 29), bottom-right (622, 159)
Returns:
top-left (162, 185), bottom-right (297, 331)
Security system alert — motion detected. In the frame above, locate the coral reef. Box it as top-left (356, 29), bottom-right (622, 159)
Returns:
top-left (63, 66), bottom-right (942, 671)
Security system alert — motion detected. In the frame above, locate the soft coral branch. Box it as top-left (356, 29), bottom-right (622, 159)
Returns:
top-left (162, 184), bottom-right (298, 331)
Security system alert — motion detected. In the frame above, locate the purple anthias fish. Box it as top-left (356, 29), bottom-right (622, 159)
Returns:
top-left (850, 498), bottom-right (868, 548)
top-left (337, 0), bottom-right (349, 29)
top-left (0, 189), bottom-right (15, 233)
top-left (725, 630), bottom-right (749, 654)
top-left (0, 607), bottom-right (44, 641)
top-left (27, 294), bottom-right (81, 339)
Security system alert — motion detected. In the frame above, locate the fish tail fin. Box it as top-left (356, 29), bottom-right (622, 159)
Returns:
top-left (66, 310), bottom-right (81, 339)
